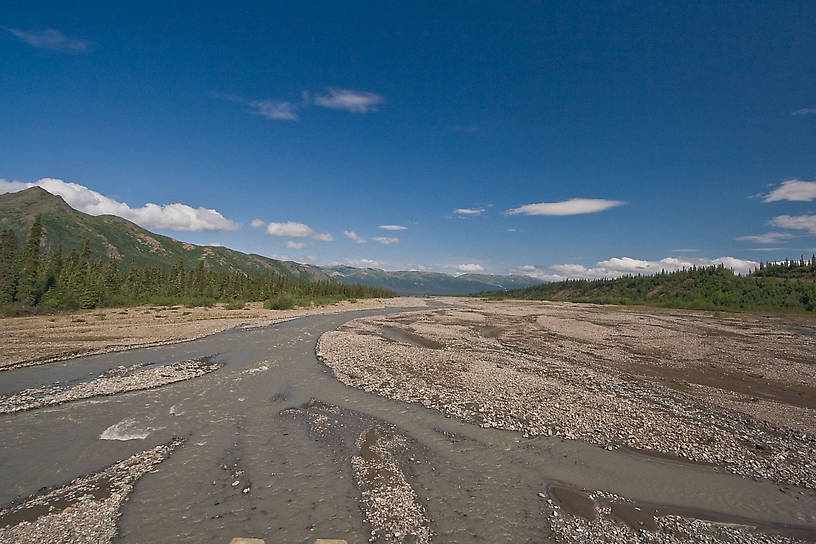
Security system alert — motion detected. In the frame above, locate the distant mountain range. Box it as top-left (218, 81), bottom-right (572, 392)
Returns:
top-left (320, 266), bottom-right (542, 295)
top-left (0, 187), bottom-right (542, 295)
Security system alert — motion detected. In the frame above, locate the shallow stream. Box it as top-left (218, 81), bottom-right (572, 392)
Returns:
top-left (1, 306), bottom-right (815, 543)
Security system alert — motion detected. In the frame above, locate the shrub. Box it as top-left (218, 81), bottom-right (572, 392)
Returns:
top-left (264, 293), bottom-right (295, 310)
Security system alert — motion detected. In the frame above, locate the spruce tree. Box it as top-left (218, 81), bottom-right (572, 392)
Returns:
top-left (16, 217), bottom-right (44, 306)
top-left (0, 229), bottom-right (19, 304)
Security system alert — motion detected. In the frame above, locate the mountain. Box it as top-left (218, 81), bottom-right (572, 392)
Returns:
top-left (321, 266), bottom-right (542, 295)
top-left (0, 187), bottom-right (543, 294)
top-left (0, 187), bottom-right (329, 281)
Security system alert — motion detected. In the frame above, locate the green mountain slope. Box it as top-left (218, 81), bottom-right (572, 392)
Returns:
top-left (321, 266), bottom-right (541, 295)
top-left (0, 187), bottom-right (329, 281)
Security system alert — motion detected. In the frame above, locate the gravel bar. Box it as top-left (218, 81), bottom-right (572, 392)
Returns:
top-left (0, 438), bottom-right (183, 543)
top-left (0, 359), bottom-right (220, 414)
top-left (316, 303), bottom-right (816, 490)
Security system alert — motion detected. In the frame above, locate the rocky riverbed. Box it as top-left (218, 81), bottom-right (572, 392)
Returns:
top-left (542, 484), bottom-right (813, 543)
top-left (0, 359), bottom-right (221, 414)
top-left (0, 439), bottom-right (183, 543)
top-left (316, 301), bottom-right (816, 490)
top-left (282, 400), bottom-right (432, 544)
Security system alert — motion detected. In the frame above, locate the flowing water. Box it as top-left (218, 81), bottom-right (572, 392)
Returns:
top-left (1, 306), bottom-right (815, 543)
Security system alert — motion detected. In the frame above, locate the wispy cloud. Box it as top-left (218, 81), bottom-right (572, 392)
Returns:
top-left (761, 179), bottom-right (816, 202)
top-left (454, 207), bottom-right (484, 216)
top-left (313, 88), bottom-right (386, 113)
top-left (339, 258), bottom-right (382, 268)
top-left (769, 215), bottom-right (816, 235)
top-left (286, 240), bottom-right (307, 249)
top-left (7, 28), bottom-right (94, 53)
top-left (251, 219), bottom-right (333, 241)
top-left (0, 178), bottom-right (239, 232)
top-left (457, 263), bottom-right (484, 273)
top-left (373, 236), bottom-right (399, 245)
top-left (221, 87), bottom-right (385, 121)
top-left (736, 232), bottom-right (794, 244)
top-left (378, 224), bottom-right (407, 231)
top-left (516, 256), bottom-right (759, 281)
top-left (343, 230), bottom-right (367, 244)
top-left (248, 100), bottom-right (299, 121)
top-left (792, 108), bottom-right (816, 116)
top-left (507, 198), bottom-right (625, 216)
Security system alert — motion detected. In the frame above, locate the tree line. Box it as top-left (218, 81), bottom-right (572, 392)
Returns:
top-left (0, 216), bottom-right (394, 314)
top-left (484, 262), bottom-right (816, 314)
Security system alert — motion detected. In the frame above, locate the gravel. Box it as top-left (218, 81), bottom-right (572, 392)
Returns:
top-left (544, 487), bottom-right (810, 543)
top-left (0, 438), bottom-right (183, 543)
top-left (315, 303), bottom-right (816, 490)
top-left (282, 400), bottom-right (432, 544)
top-left (0, 359), bottom-right (221, 414)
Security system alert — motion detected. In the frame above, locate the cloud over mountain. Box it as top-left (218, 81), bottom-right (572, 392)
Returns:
top-left (0, 178), bottom-right (239, 232)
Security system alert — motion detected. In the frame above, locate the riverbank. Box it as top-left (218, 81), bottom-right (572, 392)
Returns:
top-left (0, 297), bottom-right (428, 371)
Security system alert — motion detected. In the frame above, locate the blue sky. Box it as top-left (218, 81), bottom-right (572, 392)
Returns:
top-left (1, 2), bottom-right (815, 279)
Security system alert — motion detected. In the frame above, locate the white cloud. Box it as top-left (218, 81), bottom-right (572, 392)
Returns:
top-left (207, 242), bottom-right (223, 247)
top-left (792, 108), bottom-right (816, 116)
top-left (517, 256), bottom-right (759, 281)
top-left (248, 100), bottom-right (299, 121)
top-left (313, 88), bottom-right (386, 113)
top-left (373, 236), bottom-right (399, 245)
top-left (250, 218), bottom-right (266, 229)
top-left (457, 263), bottom-right (484, 272)
top-left (0, 177), bottom-right (240, 232)
top-left (507, 228), bottom-right (518, 232)
top-left (286, 240), bottom-right (307, 249)
top-left (264, 221), bottom-right (333, 241)
top-left (378, 224), bottom-right (407, 231)
top-left (454, 208), bottom-right (484, 216)
top-left (340, 258), bottom-right (382, 268)
top-left (769, 215), bottom-right (816, 235)
top-left (736, 232), bottom-right (794, 244)
top-left (507, 198), bottom-right (625, 216)
top-left (7, 28), bottom-right (94, 52)
top-left (762, 179), bottom-right (816, 202)
top-left (343, 230), bottom-right (367, 243)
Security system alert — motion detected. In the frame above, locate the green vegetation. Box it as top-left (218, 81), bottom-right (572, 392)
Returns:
top-left (0, 218), bottom-right (394, 315)
top-left (484, 259), bottom-right (816, 315)
top-left (0, 187), bottom-right (329, 281)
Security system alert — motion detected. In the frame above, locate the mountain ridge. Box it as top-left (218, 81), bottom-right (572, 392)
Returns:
top-left (0, 187), bottom-right (543, 294)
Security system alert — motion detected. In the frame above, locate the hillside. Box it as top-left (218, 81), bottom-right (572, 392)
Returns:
top-left (485, 263), bottom-right (816, 314)
top-left (0, 187), bottom-right (329, 281)
top-left (322, 266), bottom-right (541, 295)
